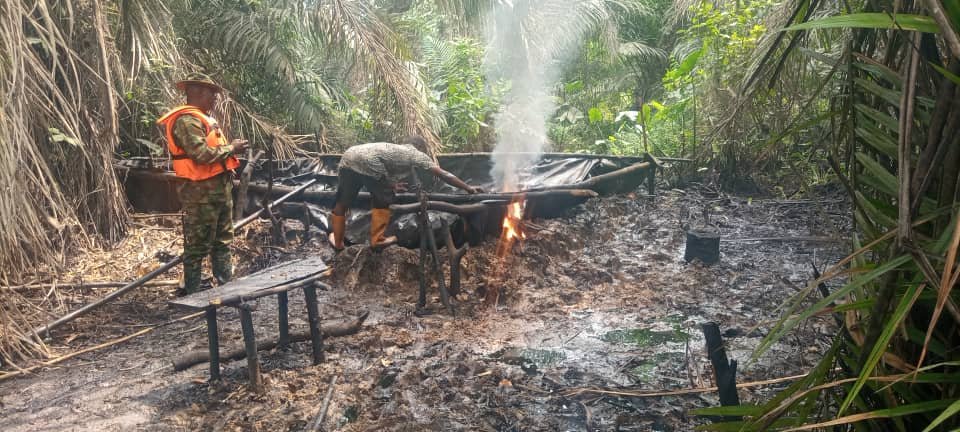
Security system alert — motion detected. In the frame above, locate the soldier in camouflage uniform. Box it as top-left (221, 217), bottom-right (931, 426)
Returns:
top-left (157, 73), bottom-right (249, 294)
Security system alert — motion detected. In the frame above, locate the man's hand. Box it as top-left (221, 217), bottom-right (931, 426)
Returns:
top-left (230, 139), bottom-right (249, 155)
top-left (467, 186), bottom-right (485, 194)
top-left (392, 182), bottom-right (409, 193)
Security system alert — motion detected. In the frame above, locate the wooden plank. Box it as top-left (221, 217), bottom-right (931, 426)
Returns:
top-left (169, 256), bottom-right (328, 310)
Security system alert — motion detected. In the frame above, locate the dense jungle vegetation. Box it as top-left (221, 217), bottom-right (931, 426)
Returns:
top-left (2, 0), bottom-right (960, 429)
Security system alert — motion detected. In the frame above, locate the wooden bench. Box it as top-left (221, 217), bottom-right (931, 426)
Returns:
top-left (168, 256), bottom-right (329, 390)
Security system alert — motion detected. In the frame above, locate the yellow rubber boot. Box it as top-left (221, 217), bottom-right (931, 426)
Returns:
top-left (370, 208), bottom-right (397, 249)
top-left (328, 214), bottom-right (346, 250)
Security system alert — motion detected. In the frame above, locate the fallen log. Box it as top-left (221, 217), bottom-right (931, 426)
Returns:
top-left (172, 311), bottom-right (368, 371)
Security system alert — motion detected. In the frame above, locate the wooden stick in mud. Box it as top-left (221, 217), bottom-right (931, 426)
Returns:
top-left (172, 311), bottom-right (368, 371)
top-left (235, 149), bottom-right (266, 220)
top-left (419, 189), bottom-right (454, 315)
top-left (310, 375), bottom-right (339, 432)
top-left (443, 220), bottom-right (469, 296)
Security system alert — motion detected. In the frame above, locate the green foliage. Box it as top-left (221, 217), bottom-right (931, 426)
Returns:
top-left (693, 0), bottom-right (960, 430)
top-left (421, 36), bottom-right (499, 151)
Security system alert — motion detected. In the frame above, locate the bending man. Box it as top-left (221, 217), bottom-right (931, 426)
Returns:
top-left (329, 137), bottom-right (483, 250)
top-left (157, 73), bottom-right (249, 294)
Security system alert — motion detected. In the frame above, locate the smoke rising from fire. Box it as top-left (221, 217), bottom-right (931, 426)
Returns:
top-left (484, 0), bottom-right (589, 191)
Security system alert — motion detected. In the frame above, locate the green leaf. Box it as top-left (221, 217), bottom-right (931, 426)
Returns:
top-left (782, 13), bottom-right (940, 33)
top-left (839, 283), bottom-right (923, 414)
top-left (588, 107), bottom-right (603, 124)
top-left (855, 192), bottom-right (897, 231)
top-left (923, 399), bottom-right (960, 432)
top-left (855, 103), bottom-right (899, 131)
top-left (691, 405), bottom-right (763, 416)
top-left (136, 138), bottom-right (163, 156)
top-left (855, 152), bottom-right (899, 197)
top-left (564, 80), bottom-right (584, 93)
top-left (753, 255), bottom-right (912, 360)
top-left (931, 62), bottom-right (960, 86)
top-left (787, 399), bottom-right (956, 431)
top-left (854, 124), bottom-right (898, 158)
top-left (676, 44), bottom-right (705, 76)
top-left (855, 78), bottom-right (903, 108)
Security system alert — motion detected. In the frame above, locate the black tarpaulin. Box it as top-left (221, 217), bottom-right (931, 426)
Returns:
top-left (119, 152), bottom-right (653, 248)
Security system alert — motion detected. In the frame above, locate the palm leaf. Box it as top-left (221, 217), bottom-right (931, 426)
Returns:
top-left (782, 13), bottom-right (940, 33)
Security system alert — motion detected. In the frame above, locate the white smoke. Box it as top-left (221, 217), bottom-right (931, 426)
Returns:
top-left (485, 0), bottom-right (590, 191)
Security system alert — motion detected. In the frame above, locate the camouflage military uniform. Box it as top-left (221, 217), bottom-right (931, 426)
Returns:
top-left (173, 115), bottom-right (236, 293)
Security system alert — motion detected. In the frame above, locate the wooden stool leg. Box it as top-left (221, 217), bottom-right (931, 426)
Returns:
top-left (277, 291), bottom-right (289, 349)
top-left (238, 304), bottom-right (263, 392)
top-left (205, 308), bottom-right (220, 382)
top-left (303, 283), bottom-right (324, 364)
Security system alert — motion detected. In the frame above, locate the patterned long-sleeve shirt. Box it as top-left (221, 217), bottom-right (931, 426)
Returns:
top-left (339, 142), bottom-right (437, 183)
top-left (172, 115), bottom-right (234, 203)
top-left (172, 115), bottom-right (235, 164)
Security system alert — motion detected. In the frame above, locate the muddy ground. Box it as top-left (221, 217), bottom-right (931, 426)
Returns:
top-left (0, 185), bottom-right (850, 431)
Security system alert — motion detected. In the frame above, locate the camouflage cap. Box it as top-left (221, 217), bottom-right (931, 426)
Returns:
top-left (175, 72), bottom-right (223, 92)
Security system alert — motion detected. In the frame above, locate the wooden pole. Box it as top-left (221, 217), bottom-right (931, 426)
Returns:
top-left (32, 178), bottom-right (319, 337)
top-left (391, 201), bottom-right (506, 216)
top-left (238, 304), bottom-right (263, 392)
top-left (311, 375), bottom-right (339, 432)
top-left (235, 149), bottom-right (265, 220)
top-left (443, 220), bottom-right (468, 296)
top-left (205, 309), bottom-right (221, 381)
top-left (277, 291), bottom-right (289, 349)
top-left (304, 283), bottom-right (325, 365)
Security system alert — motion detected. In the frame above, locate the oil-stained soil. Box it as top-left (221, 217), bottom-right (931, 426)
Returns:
top-left (0, 185), bottom-right (850, 431)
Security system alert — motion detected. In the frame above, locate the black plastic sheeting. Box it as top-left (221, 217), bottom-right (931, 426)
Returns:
top-left (244, 154), bottom-right (636, 193)
top-left (119, 153), bottom-right (648, 248)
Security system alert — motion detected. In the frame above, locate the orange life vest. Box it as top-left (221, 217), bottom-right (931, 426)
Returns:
top-left (156, 105), bottom-right (240, 181)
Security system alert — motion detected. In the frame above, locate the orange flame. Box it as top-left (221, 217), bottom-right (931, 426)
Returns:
top-left (502, 201), bottom-right (526, 242)
top-left (497, 199), bottom-right (526, 258)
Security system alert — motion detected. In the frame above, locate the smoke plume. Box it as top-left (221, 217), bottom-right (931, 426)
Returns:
top-left (484, 0), bottom-right (590, 191)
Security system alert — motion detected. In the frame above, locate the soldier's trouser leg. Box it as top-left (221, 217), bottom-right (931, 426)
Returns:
top-left (211, 199), bottom-right (234, 284)
top-left (182, 201), bottom-right (217, 293)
